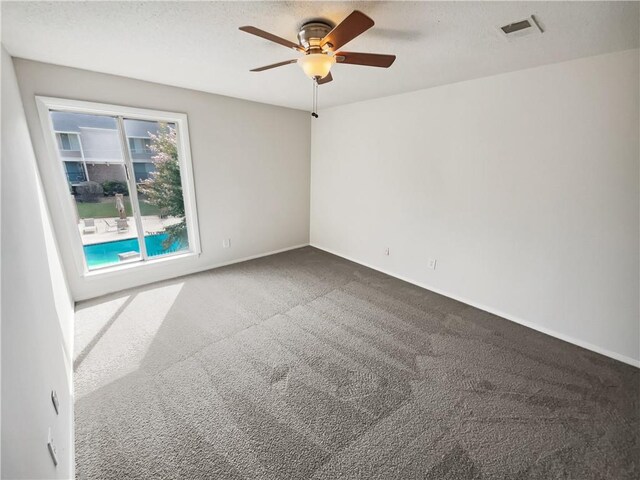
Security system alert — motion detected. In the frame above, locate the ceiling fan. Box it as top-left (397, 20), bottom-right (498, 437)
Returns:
top-left (239, 10), bottom-right (396, 86)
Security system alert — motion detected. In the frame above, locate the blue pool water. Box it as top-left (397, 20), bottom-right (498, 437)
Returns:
top-left (84, 234), bottom-right (185, 269)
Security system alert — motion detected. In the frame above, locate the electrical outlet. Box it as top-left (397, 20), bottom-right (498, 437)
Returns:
top-left (222, 238), bottom-right (231, 248)
top-left (384, 247), bottom-right (390, 256)
top-left (428, 258), bottom-right (437, 270)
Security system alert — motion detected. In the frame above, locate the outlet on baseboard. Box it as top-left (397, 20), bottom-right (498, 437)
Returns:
top-left (428, 258), bottom-right (437, 270)
top-left (222, 238), bottom-right (231, 248)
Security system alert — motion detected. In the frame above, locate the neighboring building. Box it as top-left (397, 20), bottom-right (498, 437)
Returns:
top-left (51, 112), bottom-right (164, 185)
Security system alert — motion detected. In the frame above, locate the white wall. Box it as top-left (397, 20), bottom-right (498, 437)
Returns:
top-left (14, 58), bottom-right (311, 301)
top-left (1, 46), bottom-right (75, 479)
top-left (311, 49), bottom-right (640, 366)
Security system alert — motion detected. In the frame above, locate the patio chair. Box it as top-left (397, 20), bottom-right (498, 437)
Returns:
top-left (103, 218), bottom-right (117, 232)
top-left (82, 218), bottom-right (97, 235)
top-left (116, 218), bottom-right (129, 233)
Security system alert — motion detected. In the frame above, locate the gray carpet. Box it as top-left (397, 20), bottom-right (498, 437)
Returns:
top-left (74, 246), bottom-right (639, 479)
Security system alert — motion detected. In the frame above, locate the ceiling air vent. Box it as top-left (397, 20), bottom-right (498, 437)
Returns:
top-left (497, 15), bottom-right (543, 40)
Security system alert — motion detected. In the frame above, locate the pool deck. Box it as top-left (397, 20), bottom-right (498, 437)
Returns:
top-left (79, 215), bottom-right (182, 245)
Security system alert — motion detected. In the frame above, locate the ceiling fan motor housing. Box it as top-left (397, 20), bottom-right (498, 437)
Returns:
top-left (297, 21), bottom-right (333, 53)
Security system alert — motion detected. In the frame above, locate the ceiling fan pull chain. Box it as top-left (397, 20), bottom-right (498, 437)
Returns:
top-left (312, 78), bottom-right (319, 118)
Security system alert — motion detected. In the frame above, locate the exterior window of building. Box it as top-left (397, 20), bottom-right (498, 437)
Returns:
top-left (64, 161), bottom-right (87, 183)
top-left (37, 97), bottom-right (200, 274)
top-left (129, 137), bottom-right (152, 154)
top-left (57, 132), bottom-right (81, 151)
top-left (133, 162), bottom-right (156, 182)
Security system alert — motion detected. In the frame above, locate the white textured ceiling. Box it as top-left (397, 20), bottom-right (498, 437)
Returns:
top-left (2, 1), bottom-right (638, 111)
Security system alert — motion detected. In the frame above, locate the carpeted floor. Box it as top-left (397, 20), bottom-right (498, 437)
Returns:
top-left (74, 246), bottom-right (639, 479)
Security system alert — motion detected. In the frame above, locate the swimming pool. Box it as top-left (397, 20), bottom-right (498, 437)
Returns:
top-left (83, 233), bottom-right (185, 269)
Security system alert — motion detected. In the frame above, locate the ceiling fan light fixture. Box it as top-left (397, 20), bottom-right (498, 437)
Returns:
top-left (297, 54), bottom-right (335, 80)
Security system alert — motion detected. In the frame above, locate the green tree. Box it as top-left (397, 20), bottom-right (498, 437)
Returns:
top-left (139, 126), bottom-right (187, 248)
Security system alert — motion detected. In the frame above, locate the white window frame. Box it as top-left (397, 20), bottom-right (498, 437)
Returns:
top-left (36, 96), bottom-right (201, 277)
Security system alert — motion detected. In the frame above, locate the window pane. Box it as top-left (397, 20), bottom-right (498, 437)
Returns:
top-left (50, 111), bottom-right (141, 270)
top-left (129, 138), bottom-right (142, 153)
top-left (69, 134), bottom-right (81, 151)
top-left (124, 118), bottom-right (190, 259)
top-left (61, 134), bottom-right (71, 150)
top-left (133, 162), bottom-right (155, 182)
top-left (58, 133), bottom-right (81, 151)
top-left (64, 161), bottom-right (87, 184)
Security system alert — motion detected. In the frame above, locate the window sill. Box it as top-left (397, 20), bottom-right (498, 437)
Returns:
top-left (82, 250), bottom-right (200, 279)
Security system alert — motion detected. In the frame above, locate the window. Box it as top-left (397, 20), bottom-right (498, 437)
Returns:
top-left (128, 137), bottom-right (152, 154)
top-left (133, 162), bottom-right (156, 182)
top-left (64, 161), bottom-right (87, 184)
top-left (37, 97), bottom-right (200, 274)
top-left (56, 132), bottom-right (81, 151)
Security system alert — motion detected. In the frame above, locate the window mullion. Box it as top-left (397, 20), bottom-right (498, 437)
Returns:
top-left (116, 116), bottom-right (148, 261)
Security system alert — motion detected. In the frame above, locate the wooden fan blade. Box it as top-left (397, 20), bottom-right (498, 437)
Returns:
top-left (317, 72), bottom-right (333, 85)
top-left (321, 11), bottom-right (374, 52)
top-left (336, 51), bottom-right (396, 68)
top-left (239, 26), bottom-right (304, 52)
top-left (250, 59), bottom-right (298, 72)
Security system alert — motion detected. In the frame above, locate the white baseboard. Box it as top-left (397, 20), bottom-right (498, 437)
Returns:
top-left (310, 243), bottom-right (640, 369)
top-left (197, 243), bottom-right (311, 272)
